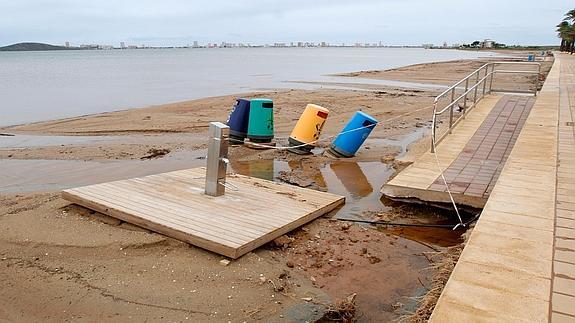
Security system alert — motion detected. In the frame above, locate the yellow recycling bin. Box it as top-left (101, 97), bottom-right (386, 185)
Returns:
top-left (288, 104), bottom-right (329, 154)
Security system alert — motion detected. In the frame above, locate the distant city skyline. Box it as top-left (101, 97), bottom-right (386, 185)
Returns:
top-left (51, 40), bottom-right (479, 50)
top-left (0, 0), bottom-right (572, 47)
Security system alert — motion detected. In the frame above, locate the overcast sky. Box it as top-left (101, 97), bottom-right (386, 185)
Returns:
top-left (0, 0), bottom-right (572, 47)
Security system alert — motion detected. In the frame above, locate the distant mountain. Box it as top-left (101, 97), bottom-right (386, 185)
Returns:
top-left (0, 42), bottom-right (81, 51)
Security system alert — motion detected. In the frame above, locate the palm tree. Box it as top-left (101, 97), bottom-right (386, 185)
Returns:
top-left (557, 9), bottom-right (575, 53)
top-left (565, 10), bottom-right (575, 53)
top-left (557, 21), bottom-right (570, 52)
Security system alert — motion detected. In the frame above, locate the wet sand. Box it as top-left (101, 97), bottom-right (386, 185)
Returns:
top-left (0, 88), bottom-right (438, 161)
top-left (336, 57), bottom-right (554, 93)
top-left (0, 58), bottom-right (497, 321)
top-left (336, 59), bottom-right (488, 85)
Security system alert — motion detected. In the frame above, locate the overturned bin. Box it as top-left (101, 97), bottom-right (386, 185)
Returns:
top-left (329, 111), bottom-right (377, 158)
top-left (288, 104), bottom-right (329, 154)
top-left (227, 98), bottom-right (251, 144)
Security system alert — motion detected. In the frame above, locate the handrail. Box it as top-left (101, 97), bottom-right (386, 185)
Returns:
top-left (435, 63), bottom-right (490, 99)
top-left (430, 61), bottom-right (541, 152)
top-left (436, 74), bottom-right (491, 114)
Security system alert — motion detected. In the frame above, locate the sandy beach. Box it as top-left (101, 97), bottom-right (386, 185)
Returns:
top-left (0, 87), bottom-right (436, 162)
top-left (0, 55), bottom-right (548, 322)
top-left (337, 56), bottom-right (553, 91)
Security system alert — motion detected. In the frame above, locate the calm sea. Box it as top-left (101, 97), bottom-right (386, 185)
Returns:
top-left (0, 48), bottom-right (496, 126)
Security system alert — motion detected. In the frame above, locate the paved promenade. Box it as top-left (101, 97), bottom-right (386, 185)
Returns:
top-left (382, 94), bottom-right (535, 209)
top-left (429, 95), bottom-right (534, 199)
top-left (430, 53), bottom-right (575, 322)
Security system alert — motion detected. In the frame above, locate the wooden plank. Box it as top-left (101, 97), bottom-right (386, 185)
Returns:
top-left (94, 180), bottom-right (290, 231)
top-left (62, 191), bottom-right (241, 258)
top-left (62, 167), bottom-right (344, 258)
top-left (234, 197), bottom-right (344, 258)
top-left (65, 188), bottom-right (248, 246)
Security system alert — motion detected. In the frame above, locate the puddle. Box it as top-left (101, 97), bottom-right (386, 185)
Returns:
top-left (322, 161), bottom-right (394, 218)
top-left (0, 133), bottom-right (122, 149)
top-left (229, 159), bottom-right (290, 182)
top-left (230, 159), bottom-right (394, 218)
top-left (288, 76), bottom-right (450, 92)
top-left (0, 133), bottom-right (208, 150)
top-left (0, 150), bottom-right (207, 193)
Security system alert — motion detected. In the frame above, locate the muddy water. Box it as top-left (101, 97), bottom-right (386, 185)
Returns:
top-left (229, 158), bottom-right (393, 215)
top-left (0, 133), bottom-right (122, 149)
top-left (231, 127), bottom-right (433, 221)
top-left (0, 132), bottom-right (207, 149)
top-left (0, 150), bottom-right (207, 193)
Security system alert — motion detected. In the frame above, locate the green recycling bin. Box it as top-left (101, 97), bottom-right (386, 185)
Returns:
top-left (247, 98), bottom-right (274, 142)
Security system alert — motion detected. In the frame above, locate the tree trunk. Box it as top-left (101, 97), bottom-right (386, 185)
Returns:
top-left (561, 39), bottom-right (565, 52)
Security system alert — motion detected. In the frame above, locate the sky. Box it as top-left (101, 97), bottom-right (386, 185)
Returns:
top-left (0, 0), bottom-right (572, 47)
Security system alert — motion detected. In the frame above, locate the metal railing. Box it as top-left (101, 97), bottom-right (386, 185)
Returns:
top-left (430, 61), bottom-right (541, 152)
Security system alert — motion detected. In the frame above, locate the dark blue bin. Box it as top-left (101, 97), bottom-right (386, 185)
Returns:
top-left (227, 98), bottom-right (251, 143)
top-left (329, 111), bottom-right (378, 157)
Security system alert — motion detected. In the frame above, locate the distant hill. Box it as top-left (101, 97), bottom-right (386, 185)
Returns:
top-left (0, 42), bottom-right (81, 51)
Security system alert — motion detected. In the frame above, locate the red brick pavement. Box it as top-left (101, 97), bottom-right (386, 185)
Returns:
top-left (429, 95), bottom-right (535, 199)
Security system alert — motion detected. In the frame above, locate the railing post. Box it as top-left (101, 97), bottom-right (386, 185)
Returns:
top-left (205, 122), bottom-right (230, 197)
top-left (431, 104), bottom-right (437, 153)
top-left (449, 103), bottom-right (454, 134)
top-left (449, 88), bottom-right (455, 134)
top-left (463, 78), bottom-right (469, 117)
top-left (534, 64), bottom-right (541, 96)
top-left (482, 66), bottom-right (488, 96)
top-left (473, 70), bottom-right (479, 105)
top-left (489, 64), bottom-right (495, 93)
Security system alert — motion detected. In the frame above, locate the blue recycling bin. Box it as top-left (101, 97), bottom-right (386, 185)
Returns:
top-left (227, 98), bottom-right (251, 143)
top-left (329, 111), bottom-right (378, 157)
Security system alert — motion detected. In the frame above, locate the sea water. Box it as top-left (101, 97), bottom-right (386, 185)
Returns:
top-left (0, 47), bottom-right (496, 126)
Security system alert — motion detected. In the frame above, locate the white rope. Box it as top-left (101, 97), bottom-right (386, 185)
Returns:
top-left (239, 104), bottom-right (435, 150)
top-left (217, 103), bottom-right (465, 228)
top-left (244, 123), bottom-right (376, 150)
top-left (219, 180), bottom-right (239, 191)
top-left (430, 136), bottom-right (465, 230)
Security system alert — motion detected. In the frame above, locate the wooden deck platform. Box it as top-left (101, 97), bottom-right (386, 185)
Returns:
top-left (62, 167), bottom-right (345, 258)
